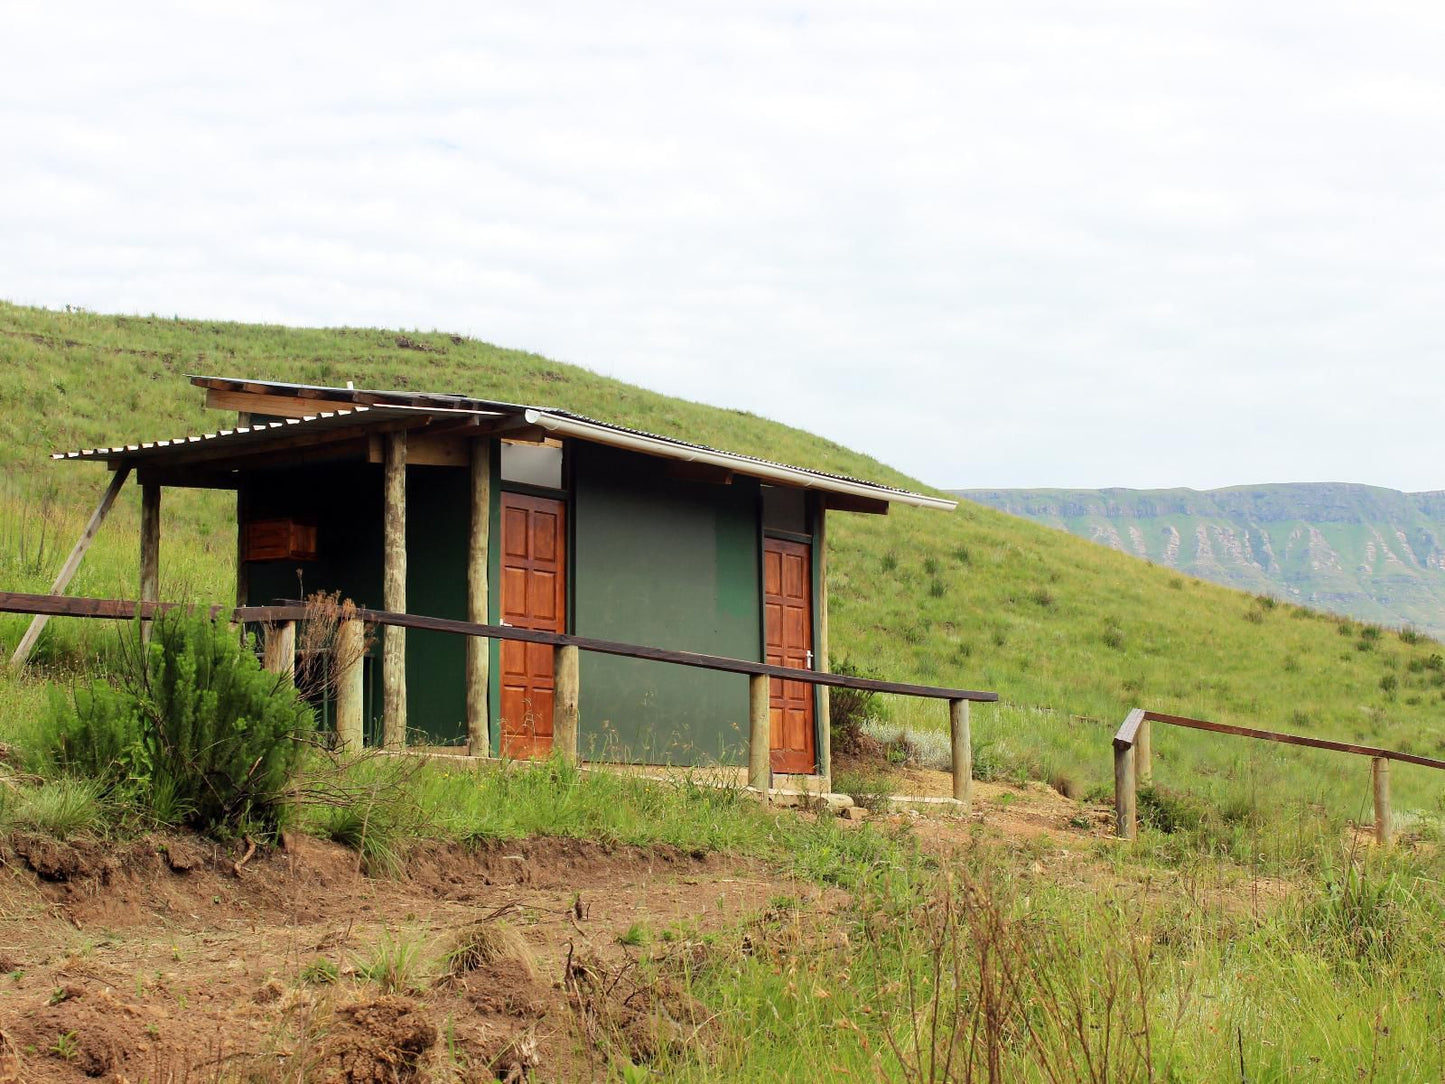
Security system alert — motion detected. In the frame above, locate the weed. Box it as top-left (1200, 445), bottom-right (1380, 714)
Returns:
top-left (299, 957), bottom-right (339, 985)
top-left (444, 919), bottom-right (537, 979)
top-left (832, 769), bottom-right (894, 813)
top-left (1102, 623), bottom-right (1125, 650)
top-left (50, 1031), bottom-right (79, 1061)
top-left (9, 779), bottom-right (106, 839)
top-left (1028, 586), bottom-right (1056, 609)
top-left (355, 927), bottom-right (428, 993)
top-left (618, 923), bottom-right (650, 947)
top-left (322, 800), bottom-right (404, 878)
top-left (928, 579), bottom-right (947, 599)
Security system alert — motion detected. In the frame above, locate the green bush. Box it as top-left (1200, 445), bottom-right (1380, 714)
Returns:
top-left (40, 610), bottom-right (314, 835)
top-left (828, 656), bottom-right (881, 756)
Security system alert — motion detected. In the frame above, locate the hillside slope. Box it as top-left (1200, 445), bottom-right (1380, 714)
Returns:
top-left (3, 301), bottom-right (1444, 814)
top-left (959, 484), bottom-right (1445, 638)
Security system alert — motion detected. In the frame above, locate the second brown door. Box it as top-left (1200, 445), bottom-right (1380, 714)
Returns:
top-left (499, 493), bottom-right (566, 759)
top-left (764, 537), bottom-right (815, 774)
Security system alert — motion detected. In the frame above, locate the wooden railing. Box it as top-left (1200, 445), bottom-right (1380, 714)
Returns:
top-left (1112, 708), bottom-right (1445, 844)
top-left (1, 590), bottom-right (996, 805)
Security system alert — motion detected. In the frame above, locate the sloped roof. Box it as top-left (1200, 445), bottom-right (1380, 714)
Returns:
top-left (53, 375), bottom-right (956, 512)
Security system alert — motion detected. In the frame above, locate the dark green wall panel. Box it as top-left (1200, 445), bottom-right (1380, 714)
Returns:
top-left (573, 445), bottom-right (761, 765)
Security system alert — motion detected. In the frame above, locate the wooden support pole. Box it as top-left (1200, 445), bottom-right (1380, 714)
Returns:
top-left (553, 643), bottom-right (580, 764)
top-left (139, 481), bottom-right (161, 641)
top-left (9, 465), bottom-right (132, 670)
top-left (1136, 716), bottom-right (1152, 786)
top-left (1115, 742), bottom-right (1137, 840)
top-left (382, 432), bottom-right (407, 750)
top-left (262, 621), bottom-right (296, 681)
top-left (335, 618), bottom-right (365, 753)
top-left (949, 698), bottom-right (971, 808)
top-left (235, 486), bottom-right (249, 609)
top-left (748, 674), bottom-right (771, 792)
top-left (815, 504), bottom-right (831, 788)
top-left (1373, 757), bottom-right (1392, 846)
top-left (465, 438), bottom-right (491, 756)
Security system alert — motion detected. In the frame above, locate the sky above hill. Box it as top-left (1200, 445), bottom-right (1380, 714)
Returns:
top-left (2, 2), bottom-right (1443, 491)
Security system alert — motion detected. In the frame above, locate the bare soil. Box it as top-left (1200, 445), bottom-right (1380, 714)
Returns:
top-left (0, 831), bottom-right (823, 1082)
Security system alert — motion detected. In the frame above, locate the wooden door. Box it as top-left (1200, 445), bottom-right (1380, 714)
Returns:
top-left (499, 493), bottom-right (567, 759)
top-left (764, 537), bottom-right (815, 773)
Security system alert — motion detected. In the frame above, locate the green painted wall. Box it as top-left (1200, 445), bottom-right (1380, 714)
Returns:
top-left (572, 445), bottom-right (762, 765)
top-left (241, 460), bottom-right (469, 746)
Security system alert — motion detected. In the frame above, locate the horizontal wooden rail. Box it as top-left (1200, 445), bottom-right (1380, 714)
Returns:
top-left (0, 590), bottom-right (997, 703)
top-left (1112, 707), bottom-right (1445, 843)
top-left (2, 589), bottom-right (994, 807)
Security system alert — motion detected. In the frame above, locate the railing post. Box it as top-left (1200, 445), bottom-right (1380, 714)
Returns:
top-left (553, 643), bottom-right (580, 764)
top-left (949, 698), bottom-right (971, 809)
top-left (262, 620), bottom-right (296, 682)
top-left (1136, 715), bottom-right (1152, 786)
top-left (748, 674), bottom-right (770, 792)
top-left (1372, 757), bottom-right (1392, 846)
top-left (1114, 740), bottom-right (1137, 840)
top-left (335, 618), bottom-right (365, 753)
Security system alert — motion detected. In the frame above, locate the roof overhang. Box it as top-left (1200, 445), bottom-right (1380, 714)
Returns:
top-left (51, 374), bottom-right (956, 513)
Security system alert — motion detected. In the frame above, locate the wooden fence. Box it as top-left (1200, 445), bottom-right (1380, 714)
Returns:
top-left (1112, 707), bottom-right (1445, 844)
top-left (1, 590), bottom-right (997, 805)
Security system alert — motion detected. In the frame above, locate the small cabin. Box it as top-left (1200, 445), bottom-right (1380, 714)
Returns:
top-left (55, 376), bottom-right (956, 785)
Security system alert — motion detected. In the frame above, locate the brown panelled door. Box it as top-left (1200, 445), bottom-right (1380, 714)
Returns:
top-left (499, 493), bottom-right (567, 759)
top-left (764, 537), bottom-right (816, 774)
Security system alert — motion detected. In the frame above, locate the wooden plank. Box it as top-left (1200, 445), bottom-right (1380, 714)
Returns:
top-left (9, 466), bottom-right (132, 670)
top-left (949, 698), bottom-right (971, 807)
top-left (367, 431), bottom-right (469, 467)
top-left (1142, 710), bottom-right (1445, 772)
top-left (206, 387), bottom-right (335, 419)
top-left (1113, 707), bottom-right (1147, 749)
top-left (824, 492), bottom-right (890, 516)
top-left (1136, 716), bottom-right (1152, 785)
top-left (465, 438), bottom-right (491, 755)
top-left (748, 674), bottom-right (770, 790)
top-left (382, 431), bottom-right (407, 749)
top-left (553, 644), bottom-right (580, 764)
top-left (0, 590), bottom-right (1001, 702)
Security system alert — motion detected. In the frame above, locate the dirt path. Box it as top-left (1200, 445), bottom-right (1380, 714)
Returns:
top-left (0, 833), bottom-right (827, 1082)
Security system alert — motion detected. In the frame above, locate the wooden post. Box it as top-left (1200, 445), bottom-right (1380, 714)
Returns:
top-left (1136, 716), bottom-right (1152, 786)
top-left (139, 481), bottom-right (161, 641)
top-left (235, 486), bottom-right (249, 609)
top-left (465, 438), bottom-right (491, 756)
top-left (335, 618), bottom-right (365, 753)
top-left (262, 621), bottom-right (296, 681)
top-left (9, 465), bottom-right (131, 669)
top-left (1372, 757), bottom-right (1392, 846)
top-left (949, 698), bottom-right (971, 808)
top-left (553, 643), bottom-right (580, 764)
top-left (815, 504), bottom-right (831, 789)
top-left (748, 674), bottom-right (770, 792)
top-left (1114, 742), bottom-right (1137, 840)
top-left (382, 432), bottom-right (407, 750)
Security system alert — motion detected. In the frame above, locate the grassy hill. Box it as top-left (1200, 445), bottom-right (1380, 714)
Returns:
top-left (960, 484), bottom-right (1445, 638)
top-left (3, 300), bottom-right (1444, 830)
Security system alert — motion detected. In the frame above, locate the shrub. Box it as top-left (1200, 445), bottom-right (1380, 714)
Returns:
top-left (827, 657), bottom-right (880, 757)
top-left (1102, 623), bottom-right (1125, 651)
top-left (833, 769), bottom-right (894, 812)
top-left (1136, 785), bottom-right (1208, 835)
top-left (1399, 626), bottom-right (1422, 645)
top-left (40, 609), bottom-right (314, 836)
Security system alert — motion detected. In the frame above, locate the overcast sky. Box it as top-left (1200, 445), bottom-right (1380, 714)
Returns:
top-left (3, 2), bottom-right (1443, 491)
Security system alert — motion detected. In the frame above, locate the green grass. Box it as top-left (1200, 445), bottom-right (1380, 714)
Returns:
top-left (2, 298), bottom-right (1444, 830)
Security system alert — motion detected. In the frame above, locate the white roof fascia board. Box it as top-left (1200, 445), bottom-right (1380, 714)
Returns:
top-left (523, 409), bottom-right (957, 511)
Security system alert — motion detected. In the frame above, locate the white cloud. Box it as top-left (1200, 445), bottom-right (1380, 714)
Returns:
top-left (2, 0), bottom-right (1443, 490)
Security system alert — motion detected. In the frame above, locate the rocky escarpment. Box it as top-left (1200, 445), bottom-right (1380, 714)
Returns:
top-left (956, 483), bottom-right (1445, 638)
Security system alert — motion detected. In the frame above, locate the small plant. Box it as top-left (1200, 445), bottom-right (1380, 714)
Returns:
top-left (444, 919), bottom-right (537, 978)
top-left (355, 927), bottom-right (428, 993)
top-left (880, 551), bottom-right (898, 573)
top-left (922, 555), bottom-right (940, 576)
top-left (1379, 674), bottom-right (1398, 696)
top-left (1136, 785), bottom-right (1208, 835)
top-left (299, 957), bottom-right (339, 985)
top-left (952, 544), bottom-right (971, 564)
top-left (1168, 576), bottom-right (1184, 590)
top-left (1360, 625), bottom-right (1382, 642)
top-left (1425, 653), bottom-right (1443, 672)
top-left (833, 769), bottom-right (894, 813)
top-left (1028, 586), bottom-right (1056, 609)
top-left (50, 1031), bottom-right (80, 1061)
top-left (1244, 608), bottom-right (1264, 624)
top-left (1399, 626), bottom-right (1422, 645)
top-left (617, 923), bottom-right (650, 947)
top-left (828, 657), bottom-right (881, 757)
top-left (322, 801), bottom-right (404, 878)
top-left (10, 780), bottom-right (105, 840)
top-left (1102, 623), bottom-right (1125, 651)
top-left (928, 579), bottom-right (947, 599)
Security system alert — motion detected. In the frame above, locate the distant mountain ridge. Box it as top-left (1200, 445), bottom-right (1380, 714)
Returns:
top-left (955, 483), bottom-right (1445, 638)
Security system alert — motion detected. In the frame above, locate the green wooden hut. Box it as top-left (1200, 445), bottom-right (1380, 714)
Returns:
top-left (54, 375), bottom-right (956, 783)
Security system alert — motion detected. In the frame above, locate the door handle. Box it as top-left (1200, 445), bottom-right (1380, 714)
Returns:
top-left (806, 650), bottom-right (814, 668)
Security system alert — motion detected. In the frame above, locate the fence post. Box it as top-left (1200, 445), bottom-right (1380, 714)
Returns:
top-left (263, 620), bottom-right (296, 682)
top-left (949, 698), bottom-right (971, 809)
top-left (553, 644), bottom-right (580, 764)
top-left (1136, 715), bottom-right (1152, 786)
top-left (748, 674), bottom-right (770, 792)
top-left (335, 618), bottom-right (365, 753)
top-left (1114, 740), bottom-right (1137, 840)
top-left (1372, 757), bottom-right (1392, 846)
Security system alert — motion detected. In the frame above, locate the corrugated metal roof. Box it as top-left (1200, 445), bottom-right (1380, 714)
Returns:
top-left (53, 375), bottom-right (955, 510)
